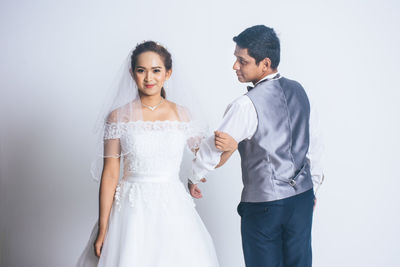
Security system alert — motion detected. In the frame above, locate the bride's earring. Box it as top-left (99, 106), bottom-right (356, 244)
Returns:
top-left (163, 80), bottom-right (169, 91)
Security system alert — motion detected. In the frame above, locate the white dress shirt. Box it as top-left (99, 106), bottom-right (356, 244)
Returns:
top-left (191, 73), bottom-right (324, 194)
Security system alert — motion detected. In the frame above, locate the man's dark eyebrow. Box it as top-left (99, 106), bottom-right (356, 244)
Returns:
top-left (233, 53), bottom-right (244, 59)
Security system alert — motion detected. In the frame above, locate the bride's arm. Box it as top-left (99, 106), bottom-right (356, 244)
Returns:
top-left (188, 133), bottom-right (236, 169)
top-left (98, 157), bottom-right (120, 237)
top-left (215, 150), bottom-right (234, 168)
top-left (214, 131), bottom-right (238, 168)
top-left (190, 97), bottom-right (255, 184)
top-left (95, 134), bottom-right (121, 257)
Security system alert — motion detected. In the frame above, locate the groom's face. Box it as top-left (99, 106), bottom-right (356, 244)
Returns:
top-left (233, 45), bottom-right (265, 84)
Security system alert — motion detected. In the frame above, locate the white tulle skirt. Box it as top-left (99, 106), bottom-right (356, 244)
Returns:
top-left (76, 178), bottom-right (219, 267)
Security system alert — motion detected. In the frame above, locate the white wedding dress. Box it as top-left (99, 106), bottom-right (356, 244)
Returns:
top-left (76, 120), bottom-right (219, 267)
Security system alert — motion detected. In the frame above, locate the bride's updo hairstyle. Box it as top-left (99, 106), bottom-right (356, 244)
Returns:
top-left (130, 41), bottom-right (172, 99)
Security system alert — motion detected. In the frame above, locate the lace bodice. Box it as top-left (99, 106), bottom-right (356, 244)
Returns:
top-left (104, 120), bottom-right (203, 180)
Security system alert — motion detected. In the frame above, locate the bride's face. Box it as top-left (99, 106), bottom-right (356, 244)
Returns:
top-left (131, 51), bottom-right (172, 97)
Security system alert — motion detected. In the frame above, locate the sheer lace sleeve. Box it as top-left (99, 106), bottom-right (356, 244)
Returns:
top-left (186, 123), bottom-right (205, 155)
top-left (104, 122), bottom-right (122, 140)
top-left (176, 105), bottom-right (207, 155)
top-left (103, 108), bottom-right (123, 140)
top-left (102, 110), bottom-right (122, 158)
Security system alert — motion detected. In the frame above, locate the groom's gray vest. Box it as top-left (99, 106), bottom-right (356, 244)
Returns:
top-left (238, 76), bottom-right (313, 202)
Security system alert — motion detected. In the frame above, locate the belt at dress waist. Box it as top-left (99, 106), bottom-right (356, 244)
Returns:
top-left (122, 172), bottom-right (180, 183)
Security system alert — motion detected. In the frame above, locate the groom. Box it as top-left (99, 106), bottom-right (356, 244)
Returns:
top-left (188, 25), bottom-right (324, 267)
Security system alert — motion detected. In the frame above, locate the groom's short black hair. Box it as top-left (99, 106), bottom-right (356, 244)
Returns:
top-left (233, 25), bottom-right (280, 69)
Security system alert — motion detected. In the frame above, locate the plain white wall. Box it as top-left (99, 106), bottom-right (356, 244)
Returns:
top-left (1, 0), bottom-right (400, 266)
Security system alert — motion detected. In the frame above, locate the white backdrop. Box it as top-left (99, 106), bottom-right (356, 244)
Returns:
top-left (1, 0), bottom-right (400, 266)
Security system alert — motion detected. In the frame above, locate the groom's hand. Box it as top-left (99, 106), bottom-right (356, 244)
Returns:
top-left (215, 131), bottom-right (238, 152)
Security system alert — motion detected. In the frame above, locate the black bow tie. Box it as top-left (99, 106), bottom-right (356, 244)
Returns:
top-left (247, 73), bottom-right (280, 91)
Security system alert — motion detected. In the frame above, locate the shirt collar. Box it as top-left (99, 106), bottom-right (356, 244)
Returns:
top-left (247, 72), bottom-right (281, 92)
top-left (254, 71), bottom-right (280, 86)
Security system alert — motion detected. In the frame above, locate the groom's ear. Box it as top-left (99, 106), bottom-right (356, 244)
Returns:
top-left (262, 58), bottom-right (272, 70)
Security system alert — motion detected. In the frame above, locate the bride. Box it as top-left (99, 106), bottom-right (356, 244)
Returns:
top-left (76, 41), bottom-right (237, 267)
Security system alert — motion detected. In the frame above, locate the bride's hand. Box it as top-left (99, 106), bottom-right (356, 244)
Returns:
top-left (94, 232), bottom-right (106, 257)
top-left (214, 131), bottom-right (238, 152)
top-left (188, 183), bottom-right (203, 199)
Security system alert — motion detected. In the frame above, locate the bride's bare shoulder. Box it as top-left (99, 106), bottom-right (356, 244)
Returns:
top-left (164, 100), bottom-right (189, 111)
top-left (106, 109), bottom-right (119, 123)
top-left (106, 101), bottom-right (133, 123)
top-left (163, 100), bottom-right (191, 121)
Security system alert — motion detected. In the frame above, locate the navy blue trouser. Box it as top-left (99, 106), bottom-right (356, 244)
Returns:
top-left (237, 189), bottom-right (315, 267)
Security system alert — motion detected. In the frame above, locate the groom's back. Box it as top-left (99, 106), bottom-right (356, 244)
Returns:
top-left (238, 77), bottom-right (313, 202)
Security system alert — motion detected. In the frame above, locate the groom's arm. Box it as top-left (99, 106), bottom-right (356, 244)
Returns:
top-left (189, 95), bottom-right (258, 184)
top-left (307, 98), bottom-right (325, 196)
